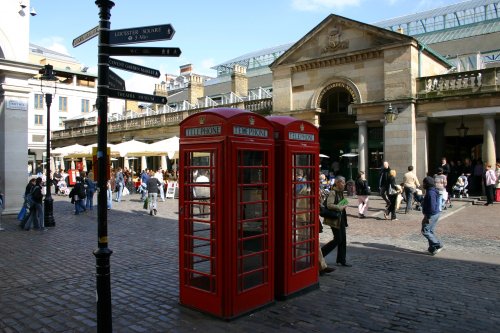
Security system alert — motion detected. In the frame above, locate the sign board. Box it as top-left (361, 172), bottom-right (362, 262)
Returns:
top-left (108, 46), bottom-right (181, 57)
top-left (108, 70), bottom-right (126, 91)
top-left (109, 24), bottom-right (175, 45)
top-left (73, 25), bottom-right (99, 48)
top-left (108, 88), bottom-right (167, 104)
top-left (165, 181), bottom-right (176, 199)
top-left (108, 58), bottom-right (160, 78)
top-left (6, 99), bottom-right (28, 111)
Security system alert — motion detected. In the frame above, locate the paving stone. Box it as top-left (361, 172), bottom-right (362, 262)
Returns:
top-left (0, 194), bottom-right (499, 332)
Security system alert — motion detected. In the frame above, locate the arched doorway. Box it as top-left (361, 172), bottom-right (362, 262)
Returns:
top-left (318, 84), bottom-right (358, 180)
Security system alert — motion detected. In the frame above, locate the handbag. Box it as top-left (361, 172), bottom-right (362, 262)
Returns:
top-left (319, 197), bottom-right (341, 219)
top-left (17, 206), bottom-right (27, 221)
top-left (388, 184), bottom-right (397, 195)
top-left (320, 206), bottom-right (340, 219)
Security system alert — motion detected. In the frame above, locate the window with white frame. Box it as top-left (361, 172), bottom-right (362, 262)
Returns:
top-left (59, 96), bottom-right (68, 112)
top-left (34, 94), bottom-right (44, 109)
top-left (81, 99), bottom-right (90, 113)
top-left (34, 114), bottom-right (44, 125)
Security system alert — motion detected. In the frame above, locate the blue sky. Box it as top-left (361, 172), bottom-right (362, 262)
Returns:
top-left (29, 0), bottom-right (460, 93)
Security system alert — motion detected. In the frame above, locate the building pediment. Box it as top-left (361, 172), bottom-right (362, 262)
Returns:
top-left (271, 14), bottom-right (413, 69)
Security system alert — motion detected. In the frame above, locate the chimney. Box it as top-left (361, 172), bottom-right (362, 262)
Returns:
top-left (154, 83), bottom-right (168, 97)
top-left (180, 64), bottom-right (193, 76)
top-left (187, 74), bottom-right (204, 105)
top-left (231, 64), bottom-right (248, 97)
top-left (396, 26), bottom-right (404, 34)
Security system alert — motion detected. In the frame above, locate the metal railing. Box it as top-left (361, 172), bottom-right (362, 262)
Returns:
top-left (52, 98), bottom-right (273, 140)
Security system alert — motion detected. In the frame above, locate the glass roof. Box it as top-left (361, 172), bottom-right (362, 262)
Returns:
top-left (374, 0), bottom-right (499, 37)
top-left (212, 43), bottom-right (293, 76)
top-left (414, 19), bottom-right (500, 44)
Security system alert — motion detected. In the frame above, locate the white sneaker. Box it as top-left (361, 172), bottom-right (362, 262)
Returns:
top-left (433, 247), bottom-right (443, 255)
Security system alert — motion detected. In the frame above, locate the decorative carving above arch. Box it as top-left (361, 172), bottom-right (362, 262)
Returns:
top-left (310, 77), bottom-right (362, 110)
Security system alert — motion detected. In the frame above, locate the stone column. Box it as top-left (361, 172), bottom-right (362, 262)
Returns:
top-left (0, 66), bottom-right (38, 214)
top-left (383, 104), bottom-right (416, 182)
top-left (416, 117), bottom-right (429, 182)
top-left (482, 114), bottom-right (497, 168)
top-left (123, 157), bottom-right (129, 171)
top-left (356, 120), bottom-right (368, 173)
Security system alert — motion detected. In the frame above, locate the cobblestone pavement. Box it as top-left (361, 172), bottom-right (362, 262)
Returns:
top-left (0, 193), bottom-right (499, 332)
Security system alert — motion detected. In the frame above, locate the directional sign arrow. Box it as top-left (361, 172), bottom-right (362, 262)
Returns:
top-left (108, 47), bottom-right (181, 57)
top-left (108, 88), bottom-right (167, 105)
top-left (108, 58), bottom-right (160, 78)
top-left (109, 24), bottom-right (175, 45)
top-left (108, 70), bottom-right (126, 91)
top-left (73, 25), bottom-right (99, 48)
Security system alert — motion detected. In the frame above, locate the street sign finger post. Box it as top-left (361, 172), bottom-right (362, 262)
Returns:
top-left (75, 1), bottom-right (181, 331)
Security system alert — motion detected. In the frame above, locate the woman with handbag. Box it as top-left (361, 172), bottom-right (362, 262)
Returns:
top-left (321, 176), bottom-right (351, 267)
top-left (385, 169), bottom-right (399, 220)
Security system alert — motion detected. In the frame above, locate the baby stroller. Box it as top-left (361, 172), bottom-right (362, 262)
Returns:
top-left (413, 188), bottom-right (424, 211)
top-left (57, 179), bottom-right (70, 196)
top-left (452, 175), bottom-right (469, 198)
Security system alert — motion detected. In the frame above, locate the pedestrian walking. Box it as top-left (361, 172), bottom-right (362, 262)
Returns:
top-left (321, 176), bottom-right (351, 267)
top-left (115, 167), bottom-right (125, 202)
top-left (146, 170), bottom-right (161, 216)
top-left (84, 172), bottom-right (96, 210)
top-left (69, 177), bottom-right (86, 215)
top-left (355, 171), bottom-right (370, 218)
top-left (403, 165), bottom-right (420, 214)
top-left (19, 178), bottom-right (36, 229)
top-left (23, 177), bottom-right (46, 231)
top-left (434, 167), bottom-right (448, 211)
top-left (384, 169), bottom-right (400, 220)
top-left (484, 163), bottom-right (497, 206)
top-left (106, 180), bottom-right (112, 210)
top-left (421, 176), bottom-right (443, 255)
top-left (379, 161), bottom-right (391, 208)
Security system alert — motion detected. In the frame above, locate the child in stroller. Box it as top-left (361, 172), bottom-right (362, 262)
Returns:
top-left (413, 188), bottom-right (424, 211)
top-left (57, 179), bottom-right (70, 196)
top-left (452, 175), bottom-right (469, 198)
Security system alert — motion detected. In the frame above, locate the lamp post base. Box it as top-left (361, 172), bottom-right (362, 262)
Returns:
top-left (44, 195), bottom-right (56, 227)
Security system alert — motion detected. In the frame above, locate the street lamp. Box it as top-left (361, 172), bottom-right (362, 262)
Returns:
top-left (39, 64), bottom-right (58, 227)
top-left (384, 103), bottom-right (401, 123)
top-left (456, 116), bottom-right (469, 138)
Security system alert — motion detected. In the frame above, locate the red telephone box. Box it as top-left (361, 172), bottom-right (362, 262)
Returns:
top-left (267, 116), bottom-right (320, 299)
top-left (179, 108), bottom-right (275, 319)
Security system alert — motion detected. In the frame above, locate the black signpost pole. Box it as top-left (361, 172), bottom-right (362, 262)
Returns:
top-left (94, 1), bottom-right (114, 332)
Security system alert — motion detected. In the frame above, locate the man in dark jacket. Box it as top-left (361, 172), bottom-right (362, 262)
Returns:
top-left (378, 161), bottom-right (391, 207)
top-left (421, 176), bottom-right (443, 255)
top-left (23, 177), bottom-right (46, 231)
top-left (70, 177), bottom-right (86, 215)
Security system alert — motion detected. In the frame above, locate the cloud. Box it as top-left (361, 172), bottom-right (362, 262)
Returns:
top-left (199, 58), bottom-right (217, 77)
top-left (38, 36), bottom-right (70, 55)
top-left (292, 0), bottom-right (361, 11)
top-left (124, 73), bottom-right (163, 95)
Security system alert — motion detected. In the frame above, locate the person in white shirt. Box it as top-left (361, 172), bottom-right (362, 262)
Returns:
top-left (154, 169), bottom-right (165, 202)
top-left (484, 163), bottom-right (498, 206)
top-left (403, 165), bottom-right (420, 214)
